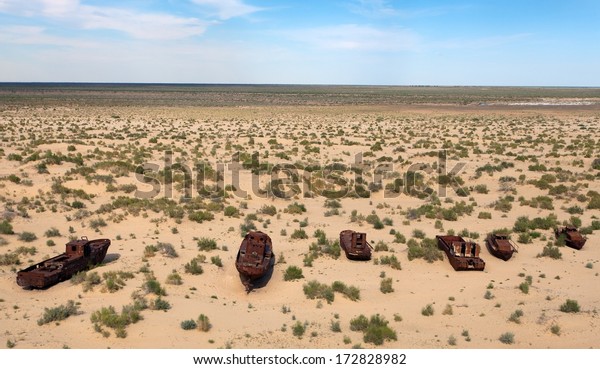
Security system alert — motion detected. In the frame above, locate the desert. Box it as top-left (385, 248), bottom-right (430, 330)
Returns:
top-left (0, 84), bottom-right (599, 349)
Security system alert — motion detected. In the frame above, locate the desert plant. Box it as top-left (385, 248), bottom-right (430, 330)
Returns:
top-left (181, 319), bottom-right (197, 330)
top-left (303, 280), bottom-right (334, 303)
top-left (210, 256), bottom-right (223, 267)
top-left (197, 314), bottom-right (211, 332)
top-left (292, 321), bottom-right (306, 338)
top-left (550, 324), bottom-right (561, 336)
top-left (508, 309), bottom-right (524, 324)
top-left (184, 256), bottom-right (204, 275)
top-left (380, 278), bottom-right (394, 294)
top-left (197, 238), bottom-right (217, 251)
top-left (559, 299), bottom-right (580, 313)
top-left (442, 304), bottom-right (453, 315)
top-left (44, 227), bottom-right (61, 237)
top-left (284, 265), bottom-right (304, 281)
top-left (166, 271), bottom-right (183, 285)
top-left (499, 332), bottom-right (514, 344)
top-left (421, 304), bottom-right (434, 316)
top-left (37, 300), bottom-right (79, 325)
top-left (18, 232), bottom-right (37, 242)
top-left (519, 282), bottom-right (529, 294)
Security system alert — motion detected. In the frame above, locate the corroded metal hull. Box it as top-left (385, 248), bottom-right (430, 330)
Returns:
top-left (486, 233), bottom-right (517, 261)
top-left (437, 235), bottom-right (485, 271)
top-left (235, 231), bottom-right (273, 291)
top-left (339, 230), bottom-right (372, 260)
top-left (555, 227), bottom-right (586, 250)
top-left (17, 237), bottom-right (110, 289)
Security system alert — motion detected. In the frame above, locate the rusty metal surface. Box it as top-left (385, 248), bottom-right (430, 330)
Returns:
top-left (436, 235), bottom-right (485, 271)
top-left (555, 226), bottom-right (587, 250)
top-left (339, 230), bottom-right (372, 260)
top-left (235, 231), bottom-right (273, 291)
top-left (486, 233), bottom-right (518, 261)
top-left (16, 236), bottom-right (110, 289)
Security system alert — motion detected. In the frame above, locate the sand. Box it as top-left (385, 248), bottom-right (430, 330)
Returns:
top-left (0, 100), bottom-right (599, 349)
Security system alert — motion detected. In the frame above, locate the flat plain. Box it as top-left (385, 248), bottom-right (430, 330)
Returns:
top-left (1, 84), bottom-right (599, 349)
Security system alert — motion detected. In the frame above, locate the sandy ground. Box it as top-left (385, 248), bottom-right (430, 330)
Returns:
top-left (0, 102), bottom-right (599, 349)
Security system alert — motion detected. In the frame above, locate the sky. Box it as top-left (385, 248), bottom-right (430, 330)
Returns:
top-left (0, 0), bottom-right (599, 86)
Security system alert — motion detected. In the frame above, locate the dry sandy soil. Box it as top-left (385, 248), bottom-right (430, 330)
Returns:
top-left (1, 88), bottom-right (599, 349)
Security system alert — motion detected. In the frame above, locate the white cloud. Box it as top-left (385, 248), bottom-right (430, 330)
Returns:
top-left (0, 0), bottom-right (208, 40)
top-left (191, 0), bottom-right (262, 20)
top-left (286, 24), bottom-right (421, 52)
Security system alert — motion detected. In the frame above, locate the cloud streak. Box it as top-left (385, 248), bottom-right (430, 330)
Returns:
top-left (0, 0), bottom-right (211, 40)
top-left (285, 24), bottom-right (421, 52)
top-left (191, 0), bottom-right (263, 20)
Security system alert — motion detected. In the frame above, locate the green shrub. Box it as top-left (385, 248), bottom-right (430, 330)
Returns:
top-left (197, 314), bottom-right (211, 332)
top-left (184, 257), bottom-right (204, 275)
top-left (518, 282), bottom-right (529, 294)
top-left (103, 271), bottom-right (134, 293)
top-left (223, 206), bottom-right (239, 217)
top-left (478, 212), bottom-right (492, 219)
top-left (421, 304), bottom-right (434, 316)
top-left (284, 266), bottom-right (304, 281)
top-left (197, 238), bottom-right (217, 251)
top-left (559, 299), bottom-right (580, 313)
top-left (330, 320), bottom-right (342, 332)
top-left (0, 220), bottom-right (14, 235)
top-left (259, 205), bottom-right (277, 216)
top-left (286, 202), bottom-right (306, 214)
top-left (349, 315), bottom-right (369, 331)
top-left (303, 280), bottom-right (334, 303)
top-left (89, 218), bottom-right (107, 228)
top-left (44, 227), bottom-right (61, 237)
top-left (144, 279), bottom-right (166, 296)
top-left (380, 278), bottom-right (394, 294)
top-left (210, 256), bottom-right (223, 267)
top-left (188, 211), bottom-right (214, 223)
top-left (379, 255), bottom-right (401, 270)
top-left (18, 232), bottom-right (37, 242)
top-left (407, 238), bottom-right (443, 263)
top-left (292, 321), bottom-right (306, 338)
top-left (538, 244), bottom-right (562, 259)
top-left (350, 314), bottom-right (397, 346)
top-left (37, 300), bottom-right (79, 325)
top-left (166, 271), bottom-right (183, 285)
top-left (150, 297), bottom-right (171, 311)
top-left (508, 309), bottom-right (524, 324)
top-left (499, 332), bottom-right (514, 344)
top-left (291, 229), bottom-right (308, 239)
top-left (181, 319), bottom-right (197, 330)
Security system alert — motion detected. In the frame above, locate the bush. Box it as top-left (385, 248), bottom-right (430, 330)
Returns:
top-left (197, 314), bottom-right (211, 332)
top-left (538, 244), bottom-right (562, 259)
top-left (18, 232), bottom-right (37, 242)
top-left (89, 218), bottom-right (107, 228)
top-left (223, 206), bottom-right (239, 217)
top-left (189, 211), bottom-right (214, 223)
top-left (508, 309), bottom-right (524, 324)
top-left (184, 257), bottom-right (204, 275)
top-left (0, 221), bottom-right (14, 235)
top-left (478, 212), bottom-right (492, 219)
top-left (499, 332), bottom-right (515, 344)
top-left (259, 205), bottom-right (277, 216)
top-left (303, 280), bottom-right (334, 303)
top-left (37, 300), bottom-right (79, 325)
top-left (284, 266), bottom-right (304, 281)
top-left (559, 299), bottom-right (580, 313)
top-left (380, 278), bottom-right (394, 294)
top-left (291, 229), bottom-right (308, 240)
top-left (349, 315), bottom-right (369, 331)
top-left (292, 321), bottom-right (306, 338)
top-left (350, 314), bottom-right (397, 346)
top-left (518, 282), bottom-right (529, 294)
top-left (197, 238), bottom-right (217, 251)
top-left (44, 227), bottom-right (61, 237)
top-left (144, 279), bottom-right (166, 296)
top-left (379, 255), bottom-right (401, 270)
top-left (166, 271), bottom-right (183, 285)
top-left (181, 319), bottom-right (197, 330)
top-left (150, 297), bottom-right (171, 311)
top-left (407, 238), bottom-right (443, 263)
top-left (421, 304), bottom-right (434, 316)
top-left (286, 202), bottom-right (306, 214)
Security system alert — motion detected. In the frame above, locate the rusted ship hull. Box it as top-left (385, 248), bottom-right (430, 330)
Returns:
top-left (235, 231), bottom-right (273, 291)
top-left (16, 237), bottom-right (110, 289)
top-left (555, 227), bottom-right (586, 250)
top-left (486, 234), bottom-right (517, 261)
top-left (437, 235), bottom-right (485, 271)
top-left (339, 230), bottom-right (372, 260)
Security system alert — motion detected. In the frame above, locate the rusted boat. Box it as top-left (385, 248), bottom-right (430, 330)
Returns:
top-left (554, 226), bottom-right (587, 250)
top-left (236, 231), bottom-right (274, 291)
top-left (339, 230), bottom-right (373, 260)
top-left (17, 236), bottom-right (110, 289)
top-left (436, 235), bottom-right (485, 271)
top-left (486, 233), bottom-right (518, 261)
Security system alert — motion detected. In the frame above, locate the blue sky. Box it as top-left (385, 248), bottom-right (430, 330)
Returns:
top-left (0, 0), bottom-right (598, 85)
